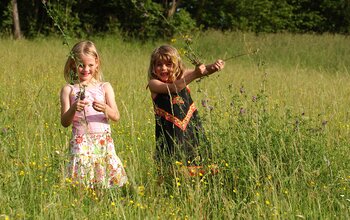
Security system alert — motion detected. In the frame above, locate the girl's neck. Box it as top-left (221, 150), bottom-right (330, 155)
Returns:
top-left (79, 78), bottom-right (99, 87)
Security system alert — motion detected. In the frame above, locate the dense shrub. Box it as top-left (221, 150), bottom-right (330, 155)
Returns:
top-left (1, 0), bottom-right (349, 39)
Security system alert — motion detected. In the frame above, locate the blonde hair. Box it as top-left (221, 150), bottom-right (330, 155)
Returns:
top-left (64, 40), bottom-right (102, 84)
top-left (148, 45), bottom-right (185, 83)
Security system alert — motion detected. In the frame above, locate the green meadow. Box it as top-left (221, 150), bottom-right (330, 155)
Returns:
top-left (0, 31), bottom-right (349, 219)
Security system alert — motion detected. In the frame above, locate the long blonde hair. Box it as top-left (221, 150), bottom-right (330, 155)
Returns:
top-left (148, 45), bottom-right (185, 83)
top-left (64, 40), bottom-right (102, 84)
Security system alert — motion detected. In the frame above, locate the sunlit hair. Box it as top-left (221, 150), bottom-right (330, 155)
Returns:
top-left (148, 45), bottom-right (185, 83)
top-left (64, 40), bottom-right (102, 84)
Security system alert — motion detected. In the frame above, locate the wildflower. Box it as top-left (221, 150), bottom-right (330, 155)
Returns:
top-left (175, 177), bottom-right (181, 187)
top-left (183, 35), bottom-right (192, 44)
top-left (265, 200), bottom-right (270, 205)
top-left (201, 99), bottom-right (214, 111)
top-left (240, 86), bottom-right (245, 94)
top-left (1, 127), bottom-right (8, 135)
top-left (201, 99), bottom-right (209, 108)
top-left (138, 185), bottom-right (145, 196)
top-left (175, 161), bottom-right (183, 166)
top-left (239, 107), bottom-right (245, 115)
top-left (252, 96), bottom-right (257, 102)
top-left (178, 48), bottom-right (186, 56)
top-left (111, 202), bottom-right (116, 206)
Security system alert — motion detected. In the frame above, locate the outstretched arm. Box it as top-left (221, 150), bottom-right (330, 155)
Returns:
top-left (148, 59), bottom-right (225, 95)
top-left (148, 64), bottom-right (205, 94)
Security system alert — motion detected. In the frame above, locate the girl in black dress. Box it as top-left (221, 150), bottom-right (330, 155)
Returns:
top-left (147, 45), bottom-right (225, 178)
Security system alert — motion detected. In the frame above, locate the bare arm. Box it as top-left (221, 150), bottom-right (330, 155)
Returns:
top-left (148, 59), bottom-right (225, 95)
top-left (93, 82), bottom-right (120, 122)
top-left (60, 85), bottom-right (73, 127)
top-left (60, 85), bottom-right (75, 127)
top-left (60, 85), bottom-right (89, 127)
top-left (148, 64), bottom-right (206, 94)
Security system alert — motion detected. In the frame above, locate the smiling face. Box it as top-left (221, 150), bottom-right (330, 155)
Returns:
top-left (154, 59), bottom-right (174, 83)
top-left (148, 45), bottom-right (186, 83)
top-left (64, 41), bottom-right (103, 84)
top-left (77, 54), bottom-right (98, 84)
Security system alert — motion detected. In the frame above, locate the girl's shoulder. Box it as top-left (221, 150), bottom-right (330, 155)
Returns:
top-left (98, 82), bottom-right (115, 95)
top-left (61, 83), bottom-right (74, 92)
top-left (100, 81), bottom-right (111, 87)
top-left (60, 84), bottom-right (75, 98)
top-left (99, 81), bottom-right (112, 90)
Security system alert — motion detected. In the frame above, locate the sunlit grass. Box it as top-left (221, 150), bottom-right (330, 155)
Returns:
top-left (0, 31), bottom-right (349, 219)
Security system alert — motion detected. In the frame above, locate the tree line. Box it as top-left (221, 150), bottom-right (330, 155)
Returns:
top-left (2, 0), bottom-right (350, 40)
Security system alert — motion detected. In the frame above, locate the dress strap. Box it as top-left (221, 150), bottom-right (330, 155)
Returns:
top-left (100, 82), bottom-right (108, 96)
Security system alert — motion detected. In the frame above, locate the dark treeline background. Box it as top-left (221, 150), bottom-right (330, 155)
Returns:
top-left (1, 0), bottom-right (350, 40)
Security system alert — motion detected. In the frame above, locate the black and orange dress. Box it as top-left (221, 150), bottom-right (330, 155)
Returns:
top-left (152, 86), bottom-right (211, 167)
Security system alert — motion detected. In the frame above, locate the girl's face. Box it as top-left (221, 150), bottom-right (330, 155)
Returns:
top-left (77, 54), bottom-right (98, 84)
top-left (154, 59), bottom-right (174, 83)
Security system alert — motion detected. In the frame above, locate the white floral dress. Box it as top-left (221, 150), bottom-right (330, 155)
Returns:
top-left (66, 83), bottom-right (127, 188)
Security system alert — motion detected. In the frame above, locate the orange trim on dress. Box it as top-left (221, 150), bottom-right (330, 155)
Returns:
top-left (172, 96), bottom-right (185, 104)
top-left (155, 103), bottom-right (197, 131)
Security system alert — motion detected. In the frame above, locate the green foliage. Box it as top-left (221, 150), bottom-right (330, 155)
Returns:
top-left (1, 0), bottom-right (349, 39)
top-left (236, 0), bottom-right (295, 32)
top-left (166, 9), bottom-right (197, 38)
top-left (113, 0), bottom-right (164, 40)
top-left (0, 0), bottom-right (12, 37)
top-left (112, 0), bottom-right (196, 41)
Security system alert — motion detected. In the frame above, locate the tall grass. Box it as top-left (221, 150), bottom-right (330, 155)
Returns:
top-left (0, 32), bottom-right (349, 219)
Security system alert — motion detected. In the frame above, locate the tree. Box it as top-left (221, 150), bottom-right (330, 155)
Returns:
top-left (1, 0), bottom-right (349, 38)
top-left (163, 0), bottom-right (181, 18)
top-left (12, 0), bottom-right (21, 39)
